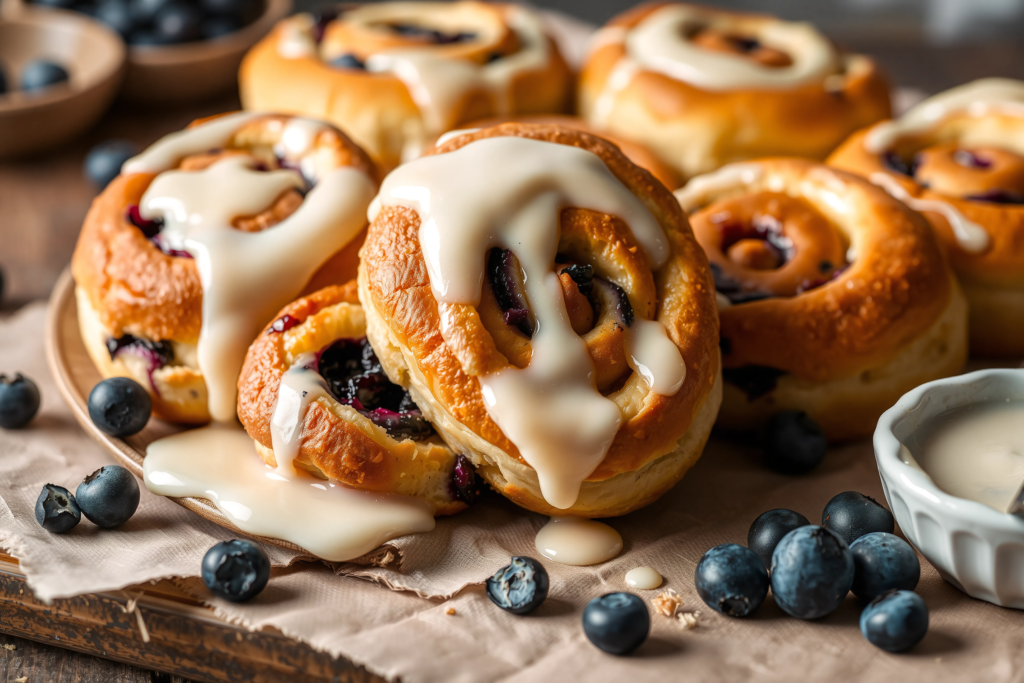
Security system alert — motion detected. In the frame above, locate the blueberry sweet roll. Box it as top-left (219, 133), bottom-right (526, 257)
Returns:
top-left (359, 123), bottom-right (722, 517)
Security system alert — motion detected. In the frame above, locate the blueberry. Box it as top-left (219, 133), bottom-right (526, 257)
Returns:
top-left (860, 590), bottom-right (928, 652)
top-left (0, 373), bottom-right (41, 429)
top-left (763, 411), bottom-right (827, 475)
top-left (84, 140), bottom-right (139, 189)
top-left (201, 16), bottom-right (240, 39)
top-left (153, 2), bottom-right (201, 43)
top-left (582, 593), bottom-right (650, 655)
top-left (35, 484), bottom-right (81, 534)
top-left (75, 465), bottom-right (140, 528)
top-left (201, 540), bottom-right (271, 602)
top-left (129, 0), bottom-right (172, 24)
top-left (822, 491), bottom-right (895, 546)
top-left (770, 526), bottom-right (854, 619)
top-left (19, 60), bottom-right (70, 93)
top-left (747, 508), bottom-right (810, 569)
top-left (87, 377), bottom-right (151, 437)
top-left (694, 543), bottom-right (769, 617)
top-left (485, 556), bottom-right (548, 614)
top-left (849, 532), bottom-right (920, 601)
top-left (128, 31), bottom-right (166, 46)
top-left (329, 53), bottom-right (366, 70)
top-left (95, 0), bottom-right (135, 37)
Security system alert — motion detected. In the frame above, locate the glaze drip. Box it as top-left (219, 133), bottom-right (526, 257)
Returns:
top-left (133, 116), bottom-right (375, 421)
top-left (372, 135), bottom-right (685, 508)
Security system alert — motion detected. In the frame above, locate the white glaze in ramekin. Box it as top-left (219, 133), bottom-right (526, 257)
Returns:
top-left (874, 368), bottom-right (1024, 608)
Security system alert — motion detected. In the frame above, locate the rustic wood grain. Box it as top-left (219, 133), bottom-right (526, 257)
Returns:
top-left (1, 633), bottom-right (196, 683)
top-left (0, 556), bottom-right (386, 683)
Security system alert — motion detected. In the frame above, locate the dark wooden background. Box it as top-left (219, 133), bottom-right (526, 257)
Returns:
top-left (2, 5), bottom-right (1024, 681)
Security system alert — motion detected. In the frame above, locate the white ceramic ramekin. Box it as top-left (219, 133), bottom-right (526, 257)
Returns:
top-left (874, 368), bottom-right (1024, 609)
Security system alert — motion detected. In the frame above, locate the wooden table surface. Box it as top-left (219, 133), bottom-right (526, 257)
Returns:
top-left (2, 27), bottom-right (1024, 683)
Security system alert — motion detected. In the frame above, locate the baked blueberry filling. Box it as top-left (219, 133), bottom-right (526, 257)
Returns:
top-left (882, 152), bottom-right (917, 177)
top-left (126, 204), bottom-right (162, 238)
top-left (953, 149), bottom-right (992, 169)
top-left (106, 334), bottom-right (175, 393)
top-left (710, 263), bottom-right (774, 304)
top-left (722, 365), bottom-right (787, 401)
top-left (449, 454), bottom-right (481, 504)
top-left (317, 337), bottom-right (435, 441)
top-left (488, 248), bottom-right (535, 337)
top-left (591, 276), bottom-right (634, 327)
top-left (965, 189), bottom-right (1024, 204)
top-left (268, 314), bottom-right (302, 333)
top-left (330, 53), bottom-right (366, 70)
top-left (387, 22), bottom-right (476, 44)
top-left (559, 263), bottom-right (594, 294)
top-left (310, 8), bottom-right (339, 43)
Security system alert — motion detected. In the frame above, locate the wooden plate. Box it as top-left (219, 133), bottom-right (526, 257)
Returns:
top-left (44, 269), bottom-right (328, 559)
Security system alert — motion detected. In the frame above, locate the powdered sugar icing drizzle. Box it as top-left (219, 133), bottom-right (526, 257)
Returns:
top-left (372, 136), bottom-right (685, 508)
top-left (132, 115), bottom-right (375, 421)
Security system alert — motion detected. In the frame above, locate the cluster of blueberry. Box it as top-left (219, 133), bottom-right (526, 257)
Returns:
top-left (0, 60), bottom-right (71, 97)
top-left (0, 370), bottom-right (271, 603)
top-left (35, 465), bottom-right (141, 533)
top-left (695, 491), bottom-right (929, 653)
top-left (31, 0), bottom-right (263, 45)
top-left (485, 556), bottom-right (651, 656)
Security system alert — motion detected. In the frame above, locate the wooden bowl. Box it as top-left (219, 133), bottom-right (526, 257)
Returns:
top-left (0, 4), bottom-right (125, 159)
top-left (121, 0), bottom-right (291, 104)
top-left (44, 269), bottom-right (391, 565)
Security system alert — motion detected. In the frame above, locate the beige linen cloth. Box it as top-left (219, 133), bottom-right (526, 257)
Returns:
top-left (3, 302), bottom-right (1024, 682)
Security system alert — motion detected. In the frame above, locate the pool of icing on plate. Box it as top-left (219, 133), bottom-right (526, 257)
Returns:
top-left (534, 517), bottom-right (623, 566)
top-left (131, 113), bottom-right (439, 560)
top-left (144, 424), bottom-right (435, 561)
top-left (371, 135), bottom-right (686, 510)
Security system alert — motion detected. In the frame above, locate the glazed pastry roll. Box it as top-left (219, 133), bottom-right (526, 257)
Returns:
top-left (677, 158), bottom-right (968, 440)
top-left (72, 113), bottom-right (377, 424)
top-left (240, 2), bottom-right (572, 172)
top-left (236, 282), bottom-right (475, 515)
top-left (578, 3), bottom-right (890, 182)
top-left (359, 123), bottom-right (722, 517)
top-left (828, 79), bottom-right (1024, 357)
top-left (436, 114), bottom-right (681, 189)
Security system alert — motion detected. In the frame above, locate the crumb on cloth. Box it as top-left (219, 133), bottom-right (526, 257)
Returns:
top-left (651, 589), bottom-right (684, 617)
top-left (446, 607), bottom-right (456, 616)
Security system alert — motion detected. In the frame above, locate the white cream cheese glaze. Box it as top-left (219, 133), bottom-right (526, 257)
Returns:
top-left (144, 424), bottom-right (435, 561)
top-left (624, 5), bottom-right (836, 92)
top-left (364, 6), bottom-right (550, 137)
top-left (588, 6), bottom-right (837, 126)
top-left (135, 116), bottom-right (375, 422)
top-left (269, 352), bottom-right (330, 474)
top-left (625, 566), bottom-right (663, 589)
top-left (277, 4), bottom-right (552, 141)
top-left (868, 172), bottom-right (990, 254)
top-left (534, 516), bottom-right (623, 566)
top-left (372, 135), bottom-right (685, 509)
top-left (673, 162), bottom-right (763, 213)
top-left (864, 78), bottom-right (1024, 155)
top-left (903, 400), bottom-right (1024, 514)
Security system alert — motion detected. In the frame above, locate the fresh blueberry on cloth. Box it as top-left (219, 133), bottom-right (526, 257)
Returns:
top-left (202, 540), bottom-right (271, 602)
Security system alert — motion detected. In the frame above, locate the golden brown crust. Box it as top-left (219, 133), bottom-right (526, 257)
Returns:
top-left (829, 128), bottom-right (1024, 290)
top-left (237, 282), bottom-right (466, 515)
top-left (239, 3), bottom-right (573, 172)
top-left (71, 114), bottom-right (376, 347)
top-left (578, 2), bottom-right (891, 181)
top-left (360, 122), bottom-right (720, 514)
top-left (692, 159), bottom-right (955, 380)
top-left (682, 158), bottom-right (967, 438)
top-left (437, 114), bottom-right (682, 190)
